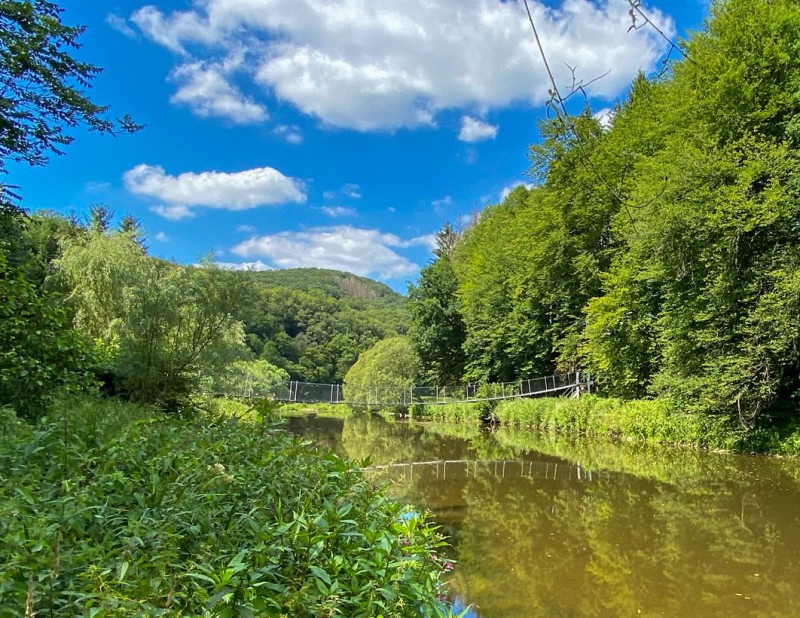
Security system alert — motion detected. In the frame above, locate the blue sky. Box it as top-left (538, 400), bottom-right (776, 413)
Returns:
top-left (10, 0), bottom-right (708, 292)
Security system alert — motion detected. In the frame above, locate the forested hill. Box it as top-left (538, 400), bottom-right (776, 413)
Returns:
top-left (245, 268), bottom-right (405, 308)
top-left (236, 268), bottom-right (409, 384)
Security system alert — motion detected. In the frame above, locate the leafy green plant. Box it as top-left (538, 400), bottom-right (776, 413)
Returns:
top-left (0, 397), bottom-right (455, 616)
top-left (0, 249), bottom-right (93, 420)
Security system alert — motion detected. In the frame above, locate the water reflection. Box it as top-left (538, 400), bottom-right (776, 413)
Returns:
top-left (287, 413), bottom-right (800, 618)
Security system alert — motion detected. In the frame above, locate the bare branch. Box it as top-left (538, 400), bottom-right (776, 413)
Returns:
top-left (626, 0), bottom-right (695, 65)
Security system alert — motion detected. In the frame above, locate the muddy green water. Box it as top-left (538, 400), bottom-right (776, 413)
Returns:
top-left (286, 413), bottom-right (800, 618)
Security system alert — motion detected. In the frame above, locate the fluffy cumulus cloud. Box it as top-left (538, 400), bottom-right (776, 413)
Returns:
top-left (123, 164), bottom-right (307, 219)
top-left (170, 61), bottom-right (268, 124)
top-left (231, 225), bottom-right (432, 279)
top-left (131, 0), bottom-right (674, 131)
top-left (458, 115), bottom-right (498, 142)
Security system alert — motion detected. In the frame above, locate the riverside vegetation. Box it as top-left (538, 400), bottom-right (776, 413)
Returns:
top-left (0, 398), bottom-right (455, 617)
top-left (0, 2), bottom-right (456, 615)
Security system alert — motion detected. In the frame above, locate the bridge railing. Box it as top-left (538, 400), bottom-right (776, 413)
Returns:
top-left (210, 371), bottom-right (587, 406)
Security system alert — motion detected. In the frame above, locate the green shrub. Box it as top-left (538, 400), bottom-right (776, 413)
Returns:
top-left (0, 250), bottom-right (93, 421)
top-left (0, 397), bottom-right (455, 617)
top-left (415, 402), bottom-right (483, 423)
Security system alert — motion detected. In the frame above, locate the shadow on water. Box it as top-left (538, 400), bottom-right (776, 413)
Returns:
top-left (287, 412), bottom-right (800, 618)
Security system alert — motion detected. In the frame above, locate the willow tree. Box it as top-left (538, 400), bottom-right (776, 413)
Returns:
top-left (344, 336), bottom-right (420, 411)
top-left (57, 231), bottom-right (248, 408)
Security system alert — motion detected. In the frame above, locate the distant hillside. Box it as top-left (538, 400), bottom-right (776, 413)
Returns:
top-left (248, 268), bottom-right (405, 307)
top-left (236, 268), bottom-right (409, 383)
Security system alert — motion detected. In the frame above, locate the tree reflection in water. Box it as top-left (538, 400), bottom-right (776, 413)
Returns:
top-left (288, 413), bottom-right (800, 618)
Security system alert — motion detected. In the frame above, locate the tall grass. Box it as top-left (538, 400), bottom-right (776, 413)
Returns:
top-left (492, 396), bottom-right (751, 450)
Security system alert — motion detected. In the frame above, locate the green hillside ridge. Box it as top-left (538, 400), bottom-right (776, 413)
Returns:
top-left (235, 268), bottom-right (409, 384)
top-left (246, 267), bottom-right (405, 308)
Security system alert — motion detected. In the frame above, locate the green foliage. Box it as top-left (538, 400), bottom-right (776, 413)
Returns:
top-left (0, 397), bottom-right (454, 617)
top-left (491, 395), bottom-right (743, 449)
top-left (406, 0), bottom-right (800, 432)
top-left (454, 125), bottom-right (616, 383)
top-left (57, 231), bottom-right (248, 409)
top-left (344, 337), bottom-right (420, 411)
top-left (408, 253), bottom-right (466, 385)
top-left (414, 402), bottom-right (483, 424)
top-left (207, 359), bottom-right (290, 399)
top-left (114, 261), bottom-right (248, 408)
top-left (238, 268), bottom-right (408, 383)
top-left (0, 248), bottom-right (92, 420)
top-left (0, 0), bottom-right (141, 176)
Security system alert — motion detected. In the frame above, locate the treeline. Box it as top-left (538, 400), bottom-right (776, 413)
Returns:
top-left (409, 0), bottom-right (800, 427)
top-left (1, 207), bottom-right (409, 416)
top-left (1, 206), bottom-right (258, 417)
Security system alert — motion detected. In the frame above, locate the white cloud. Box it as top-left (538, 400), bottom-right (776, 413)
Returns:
top-left (106, 14), bottom-right (137, 38)
top-left (593, 106), bottom-right (617, 129)
top-left (231, 225), bottom-right (430, 279)
top-left (217, 260), bottom-right (273, 271)
top-left (432, 195), bottom-right (453, 210)
top-left (237, 224), bottom-right (257, 233)
top-left (321, 206), bottom-right (357, 218)
top-left (323, 183), bottom-right (363, 201)
top-left (273, 124), bottom-right (303, 144)
top-left (458, 115), bottom-right (498, 142)
top-left (124, 164), bottom-right (306, 219)
top-left (131, 0), bottom-right (674, 132)
top-left (151, 204), bottom-right (195, 220)
top-left (170, 61), bottom-right (268, 124)
top-left (130, 5), bottom-right (213, 54)
top-left (154, 231), bottom-right (170, 242)
top-left (398, 233), bottom-right (437, 251)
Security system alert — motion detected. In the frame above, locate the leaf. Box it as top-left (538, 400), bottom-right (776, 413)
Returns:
top-left (309, 565), bottom-right (331, 586)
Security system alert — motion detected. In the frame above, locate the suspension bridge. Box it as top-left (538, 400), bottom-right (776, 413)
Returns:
top-left (217, 371), bottom-right (591, 407)
top-left (362, 457), bottom-right (604, 483)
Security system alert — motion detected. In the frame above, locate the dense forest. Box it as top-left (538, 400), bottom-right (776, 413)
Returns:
top-left (408, 0), bottom-right (800, 429)
top-left (1, 206), bottom-right (409, 417)
top-left (239, 268), bottom-right (408, 383)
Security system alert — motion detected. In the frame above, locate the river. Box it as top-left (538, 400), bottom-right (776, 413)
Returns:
top-left (285, 412), bottom-right (800, 617)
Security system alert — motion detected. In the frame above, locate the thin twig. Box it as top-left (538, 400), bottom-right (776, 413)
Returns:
top-left (626, 0), bottom-right (695, 65)
top-left (522, 0), bottom-right (640, 229)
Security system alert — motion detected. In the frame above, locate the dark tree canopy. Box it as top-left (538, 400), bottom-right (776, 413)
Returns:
top-left (0, 0), bottom-right (140, 179)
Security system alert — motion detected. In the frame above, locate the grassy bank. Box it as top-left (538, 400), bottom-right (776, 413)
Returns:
top-left (0, 397), bottom-right (456, 617)
top-left (416, 395), bottom-right (800, 455)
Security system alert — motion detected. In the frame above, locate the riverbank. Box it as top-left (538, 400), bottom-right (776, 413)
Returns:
top-left (412, 395), bottom-right (800, 456)
top-left (0, 397), bottom-right (455, 617)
